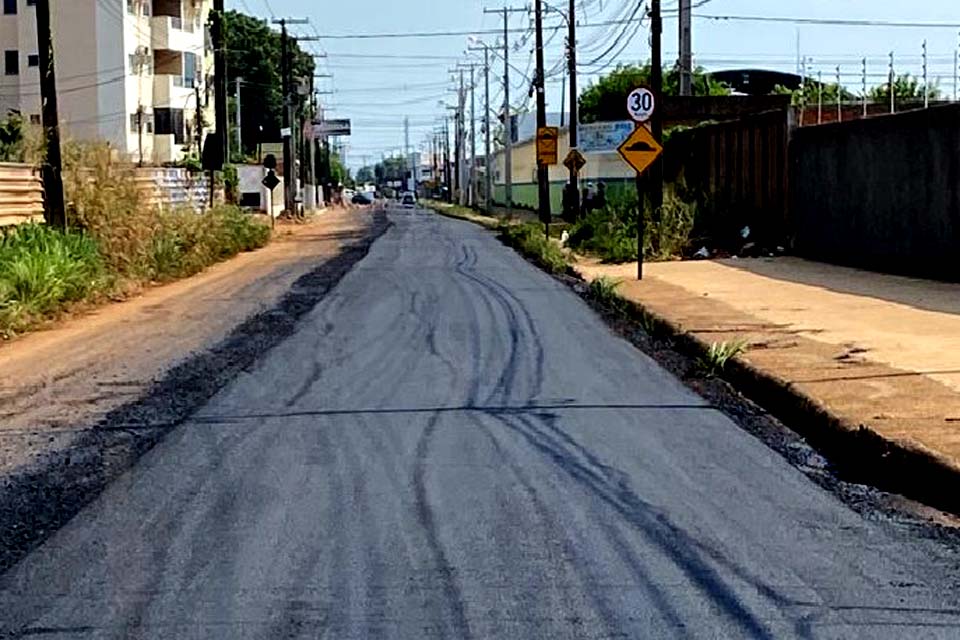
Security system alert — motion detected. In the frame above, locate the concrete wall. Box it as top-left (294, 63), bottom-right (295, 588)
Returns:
top-left (791, 103), bottom-right (960, 279)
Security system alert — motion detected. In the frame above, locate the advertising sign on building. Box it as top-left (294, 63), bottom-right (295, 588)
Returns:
top-left (579, 121), bottom-right (635, 154)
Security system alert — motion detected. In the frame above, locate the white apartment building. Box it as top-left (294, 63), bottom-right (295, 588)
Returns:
top-left (0, 0), bottom-right (215, 164)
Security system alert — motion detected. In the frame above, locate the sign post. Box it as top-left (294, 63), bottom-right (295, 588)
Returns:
top-left (536, 126), bottom-right (559, 235)
top-left (619, 87), bottom-right (663, 280)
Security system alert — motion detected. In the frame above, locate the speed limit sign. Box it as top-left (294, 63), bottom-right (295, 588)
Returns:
top-left (626, 87), bottom-right (655, 123)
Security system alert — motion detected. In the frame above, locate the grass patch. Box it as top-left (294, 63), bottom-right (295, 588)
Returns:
top-left (696, 340), bottom-right (747, 377)
top-left (569, 191), bottom-right (695, 264)
top-left (499, 222), bottom-right (569, 274)
top-left (588, 276), bottom-right (627, 313)
top-left (0, 144), bottom-right (272, 337)
top-left (0, 224), bottom-right (106, 335)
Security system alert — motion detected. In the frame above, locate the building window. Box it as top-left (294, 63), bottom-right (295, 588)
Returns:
top-left (29, 114), bottom-right (40, 124)
top-left (126, 0), bottom-right (135, 14)
top-left (154, 107), bottom-right (185, 144)
top-left (26, 0), bottom-right (36, 6)
top-left (27, 54), bottom-right (38, 68)
top-left (130, 111), bottom-right (154, 134)
top-left (183, 52), bottom-right (197, 88)
top-left (3, 0), bottom-right (16, 15)
top-left (4, 51), bottom-right (17, 76)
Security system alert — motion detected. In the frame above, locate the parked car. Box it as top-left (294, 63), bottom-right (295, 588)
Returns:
top-left (352, 192), bottom-right (373, 205)
top-left (401, 192), bottom-right (416, 209)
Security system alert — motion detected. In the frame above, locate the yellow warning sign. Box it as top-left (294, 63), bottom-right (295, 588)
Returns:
top-left (616, 125), bottom-right (663, 175)
top-left (536, 126), bottom-right (559, 166)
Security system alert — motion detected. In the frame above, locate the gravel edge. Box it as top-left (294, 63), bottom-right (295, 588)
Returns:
top-left (0, 210), bottom-right (391, 575)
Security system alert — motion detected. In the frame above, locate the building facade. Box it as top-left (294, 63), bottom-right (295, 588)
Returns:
top-left (0, 0), bottom-right (215, 164)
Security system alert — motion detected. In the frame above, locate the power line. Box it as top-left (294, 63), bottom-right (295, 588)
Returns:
top-left (308, 18), bottom-right (651, 40)
top-left (686, 13), bottom-right (960, 29)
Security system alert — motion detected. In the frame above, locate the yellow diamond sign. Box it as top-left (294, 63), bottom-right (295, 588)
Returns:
top-left (617, 125), bottom-right (663, 176)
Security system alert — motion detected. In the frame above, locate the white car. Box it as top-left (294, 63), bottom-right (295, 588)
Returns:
top-left (401, 192), bottom-right (416, 209)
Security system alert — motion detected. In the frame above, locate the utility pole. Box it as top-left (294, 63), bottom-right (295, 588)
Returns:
top-left (457, 69), bottom-right (468, 207)
top-left (484, 47), bottom-right (492, 215)
top-left (213, 0), bottom-right (227, 164)
top-left (678, 0), bottom-right (692, 96)
top-left (35, 0), bottom-right (64, 229)
top-left (470, 64), bottom-right (477, 208)
top-left (534, 0), bottom-right (550, 232)
top-left (235, 77), bottom-right (242, 158)
top-left (485, 7), bottom-right (523, 214)
top-left (404, 115), bottom-right (410, 193)
top-left (271, 18), bottom-right (314, 213)
top-left (278, 19), bottom-right (293, 213)
top-left (923, 40), bottom-right (929, 109)
top-left (444, 116), bottom-right (452, 201)
top-left (647, 0), bottom-right (664, 271)
top-left (567, 0), bottom-right (580, 220)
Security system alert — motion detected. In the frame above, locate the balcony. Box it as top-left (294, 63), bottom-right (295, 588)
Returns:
top-left (153, 73), bottom-right (194, 108)
top-left (150, 15), bottom-right (199, 52)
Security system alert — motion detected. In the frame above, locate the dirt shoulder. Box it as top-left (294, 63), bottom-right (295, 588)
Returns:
top-left (577, 256), bottom-right (960, 515)
top-left (0, 206), bottom-right (389, 572)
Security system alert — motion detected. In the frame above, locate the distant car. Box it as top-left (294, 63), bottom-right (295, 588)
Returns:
top-left (352, 192), bottom-right (373, 205)
top-left (401, 193), bottom-right (416, 209)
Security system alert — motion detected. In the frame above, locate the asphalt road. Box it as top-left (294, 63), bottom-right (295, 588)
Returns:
top-left (1, 204), bottom-right (959, 638)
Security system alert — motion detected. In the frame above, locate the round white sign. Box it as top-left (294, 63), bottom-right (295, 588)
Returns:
top-left (626, 87), bottom-right (655, 122)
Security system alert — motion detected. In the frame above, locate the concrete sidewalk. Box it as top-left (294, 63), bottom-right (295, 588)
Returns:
top-left (576, 256), bottom-right (960, 506)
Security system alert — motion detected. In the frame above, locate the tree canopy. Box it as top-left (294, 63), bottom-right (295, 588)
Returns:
top-left (772, 81), bottom-right (855, 107)
top-left (224, 10), bottom-right (315, 159)
top-left (579, 64), bottom-right (730, 123)
top-left (868, 73), bottom-right (940, 103)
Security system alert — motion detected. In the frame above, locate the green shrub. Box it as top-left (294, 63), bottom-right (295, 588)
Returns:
top-left (500, 222), bottom-right (569, 274)
top-left (0, 224), bottom-right (105, 334)
top-left (569, 191), bottom-right (696, 263)
top-left (588, 276), bottom-right (626, 313)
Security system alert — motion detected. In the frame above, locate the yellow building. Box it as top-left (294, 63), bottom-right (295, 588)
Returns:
top-left (492, 124), bottom-right (636, 210)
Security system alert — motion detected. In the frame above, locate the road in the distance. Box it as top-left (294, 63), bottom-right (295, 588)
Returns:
top-left (1, 205), bottom-right (959, 638)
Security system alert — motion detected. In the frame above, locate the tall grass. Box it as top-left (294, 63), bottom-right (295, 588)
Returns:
top-left (499, 222), bottom-right (569, 274)
top-left (0, 224), bottom-right (105, 334)
top-left (0, 143), bottom-right (271, 336)
top-left (568, 191), bottom-right (696, 263)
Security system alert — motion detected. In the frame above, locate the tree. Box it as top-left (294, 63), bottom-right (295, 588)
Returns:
top-left (355, 166), bottom-right (375, 184)
top-left (868, 73), bottom-right (940, 103)
top-left (579, 63), bottom-right (730, 123)
top-left (772, 81), bottom-right (855, 107)
top-left (224, 11), bottom-right (315, 159)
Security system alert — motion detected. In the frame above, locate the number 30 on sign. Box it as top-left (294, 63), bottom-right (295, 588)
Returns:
top-left (626, 87), bottom-right (655, 123)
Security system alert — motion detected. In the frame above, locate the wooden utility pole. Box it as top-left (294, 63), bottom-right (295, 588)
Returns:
top-left (213, 0), bottom-right (227, 165)
top-left (483, 47), bottom-right (492, 215)
top-left (566, 0), bottom-right (579, 218)
top-left (35, 0), bottom-right (65, 229)
top-left (637, 0), bottom-right (664, 280)
top-left (485, 7), bottom-right (524, 213)
top-left (678, 0), bottom-right (692, 96)
top-left (534, 0), bottom-right (550, 233)
top-left (235, 77), bottom-right (242, 158)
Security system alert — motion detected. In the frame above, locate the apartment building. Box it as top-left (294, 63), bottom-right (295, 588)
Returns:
top-left (0, 0), bottom-right (215, 164)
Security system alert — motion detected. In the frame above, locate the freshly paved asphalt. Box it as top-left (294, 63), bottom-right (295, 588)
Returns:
top-left (1, 205), bottom-right (959, 638)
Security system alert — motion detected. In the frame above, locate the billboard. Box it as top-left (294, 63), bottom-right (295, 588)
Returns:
top-left (579, 121), bottom-right (635, 153)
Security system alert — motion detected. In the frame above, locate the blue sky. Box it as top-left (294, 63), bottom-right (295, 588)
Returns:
top-left (228, 1), bottom-right (960, 170)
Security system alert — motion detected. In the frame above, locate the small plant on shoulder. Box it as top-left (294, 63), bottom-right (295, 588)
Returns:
top-left (696, 340), bottom-right (747, 377)
top-left (588, 276), bottom-right (626, 313)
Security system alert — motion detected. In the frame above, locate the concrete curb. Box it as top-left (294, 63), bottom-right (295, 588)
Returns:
top-left (594, 280), bottom-right (960, 517)
top-left (421, 206), bottom-right (960, 515)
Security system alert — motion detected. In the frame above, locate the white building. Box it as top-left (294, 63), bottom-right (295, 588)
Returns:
top-left (0, 0), bottom-right (215, 164)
